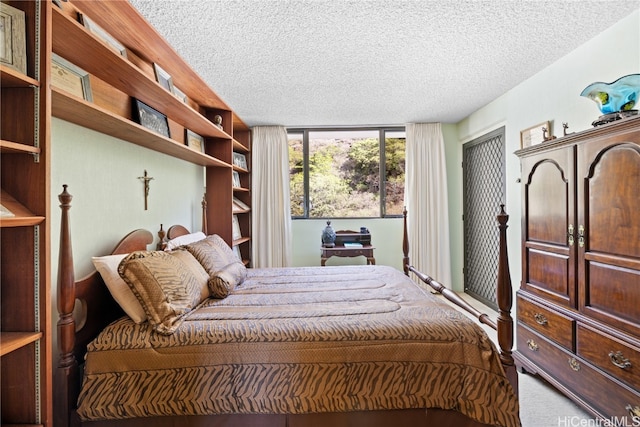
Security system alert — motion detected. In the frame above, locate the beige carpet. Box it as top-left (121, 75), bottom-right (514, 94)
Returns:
top-left (437, 292), bottom-right (593, 427)
top-left (518, 372), bottom-right (592, 427)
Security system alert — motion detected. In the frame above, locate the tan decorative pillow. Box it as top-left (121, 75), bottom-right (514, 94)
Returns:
top-left (118, 249), bottom-right (209, 334)
top-left (185, 234), bottom-right (247, 298)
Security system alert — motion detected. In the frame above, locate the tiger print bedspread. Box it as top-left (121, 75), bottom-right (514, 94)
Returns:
top-left (77, 265), bottom-right (520, 427)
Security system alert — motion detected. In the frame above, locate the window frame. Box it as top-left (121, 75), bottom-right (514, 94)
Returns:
top-left (288, 126), bottom-right (405, 219)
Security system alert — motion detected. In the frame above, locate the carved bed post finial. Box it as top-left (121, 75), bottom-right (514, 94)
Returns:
top-left (201, 194), bottom-right (208, 235)
top-left (402, 207), bottom-right (409, 275)
top-left (157, 224), bottom-right (167, 250)
top-left (496, 204), bottom-right (518, 393)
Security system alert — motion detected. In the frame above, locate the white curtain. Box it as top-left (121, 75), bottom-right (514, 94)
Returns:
top-left (251, 126), bottom-right (293, 267)
top-left (404, 123), bottom-right (452, 287)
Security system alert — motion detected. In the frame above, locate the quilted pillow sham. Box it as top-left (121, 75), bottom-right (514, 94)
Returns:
top-left (118, 249), bottom-right (209, 334)
top-left (185, 234), bottom-right (247, 298)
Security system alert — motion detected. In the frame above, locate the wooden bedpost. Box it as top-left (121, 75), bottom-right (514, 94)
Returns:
top-left (403, 205), bottom-right (518, 394)
top-left (202, 194), bottom-right (208, 235)
top-left (55, 185), bottom-right (78, 427)
top-left (496, 204), bottom-right (518, 394)
top-left (402, 207), bottom-right (409, 275)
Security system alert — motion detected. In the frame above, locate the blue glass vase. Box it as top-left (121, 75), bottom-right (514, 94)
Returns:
top-left (580, 74), bottom-right (640, 126)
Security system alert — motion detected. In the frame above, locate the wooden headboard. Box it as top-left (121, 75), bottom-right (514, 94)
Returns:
top-left (167, 224), bottom-right (191, 239)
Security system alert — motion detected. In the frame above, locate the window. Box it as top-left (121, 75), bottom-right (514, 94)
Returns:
top-left (288, 128), bottom-right (405, 218)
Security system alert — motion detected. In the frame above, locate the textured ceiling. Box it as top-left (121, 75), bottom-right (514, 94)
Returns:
top-left (128, 0), bottom-right (639, 127)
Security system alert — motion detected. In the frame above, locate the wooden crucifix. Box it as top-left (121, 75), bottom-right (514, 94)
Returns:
top-left (137, 170), bottom-right (154, 210)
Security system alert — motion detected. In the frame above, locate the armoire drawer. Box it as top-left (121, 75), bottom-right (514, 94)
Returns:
top-left (577, 323), bottom-right (640, 392)
top-left (518, 326), bottom-right (640, 420)
top-left (517, 296), bottom-right (574, 350)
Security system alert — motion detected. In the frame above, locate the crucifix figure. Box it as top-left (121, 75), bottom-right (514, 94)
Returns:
top-left (137, 170), bottom-right (154, 210)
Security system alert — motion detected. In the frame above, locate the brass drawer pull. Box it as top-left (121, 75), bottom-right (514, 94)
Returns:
top-left (533, 313), bottom-right (548, 325)
top-left (609, 351), bottom-right (632, 369)
top-left (568, 357), bottom-right (581, 372)
top-left (527, 339), bottom-right (539, 352)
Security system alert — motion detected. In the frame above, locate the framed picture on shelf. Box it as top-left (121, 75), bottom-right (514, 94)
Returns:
top-left (233, 152), bottom-right (247, 170)
top-left (78, 12), bottom-right (127, 57)
top-left (0, 203), bottom-right (15, 218)
top-left (172, 85), bottom-right (187, 103)
top-left (51, 54), bottom-right (93, 101)
top-left (153, 63), bottom-right (174, 92)
top-left (132, 99), bottom-right (170, 138)
top-left (233, 197), bottom-right (250, 210)
top-left (185, 129), bottom-right (204, 152)
top-left (520, 121), bottom-right (550, 148)
top-left (0, 2), bottom-right (27, 74)
top-left (232, 215), bottom-right (242, 240)
top-left (232, 245), bottom-right (242, 261)
top-left (232, 170), bottom-right (241, 188)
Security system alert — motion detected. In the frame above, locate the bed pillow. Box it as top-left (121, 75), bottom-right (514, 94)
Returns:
top-left (92, 254), bottom-right (147, 324)
top-left (185, 234), bottom-right (247, 298)
top-left (118, 249), bottom-right (210, 334)
top-left (164, 231), bottom-right (206, 251)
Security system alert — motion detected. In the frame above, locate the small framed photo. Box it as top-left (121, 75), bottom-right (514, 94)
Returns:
top-left (153, 63), bottom-right (174, 92)
top-left (0, 202), bottom-right (15, 218)
top-left (233, 152), bottom-right (247, 170)
top-left (232, 215), bottom-right (242, 240)
top-left (51, 54), bottom-right (93, 101)
top-left (232, 170), bottom-right (241, 188)
top-left (233, 197), bottom-right (250, 210)
top-left (0, 2), bottom-right (27, 74)
top-left (185, 129), bottom-right (204, 152)
top-left (78, 13), bottom-right (127, 57)
top-left (172, 85), bottom-right (187, 103)
top-left (520, 121), bottom-right (550, 148)
top-left (232, 245), bottom-right (241, 261)
top-left (132, 98), bottom-right (170, 138)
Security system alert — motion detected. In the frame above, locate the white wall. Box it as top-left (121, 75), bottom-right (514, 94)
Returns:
top-left (292, 218), bottom-right (404, 269)
top-left (51, 119), bottom-right (206, 277)
top-left (452, 10), bottom-right (639, 295)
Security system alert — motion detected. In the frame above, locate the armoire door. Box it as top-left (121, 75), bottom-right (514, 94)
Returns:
top-left (521, 145), bottom-right (577, 308)
top-left (577, 134), bottom-right (640, 338)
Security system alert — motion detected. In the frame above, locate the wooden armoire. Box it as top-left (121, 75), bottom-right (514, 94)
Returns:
top-left (515, 116), bottom-right (640, 420)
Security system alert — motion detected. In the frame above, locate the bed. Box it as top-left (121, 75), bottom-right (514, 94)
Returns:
top-left (54, 185), bottom-right (520, 427)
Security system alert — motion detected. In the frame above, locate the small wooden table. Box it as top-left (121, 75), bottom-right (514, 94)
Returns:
top-left (321, 244), bottom-right (376, 266)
